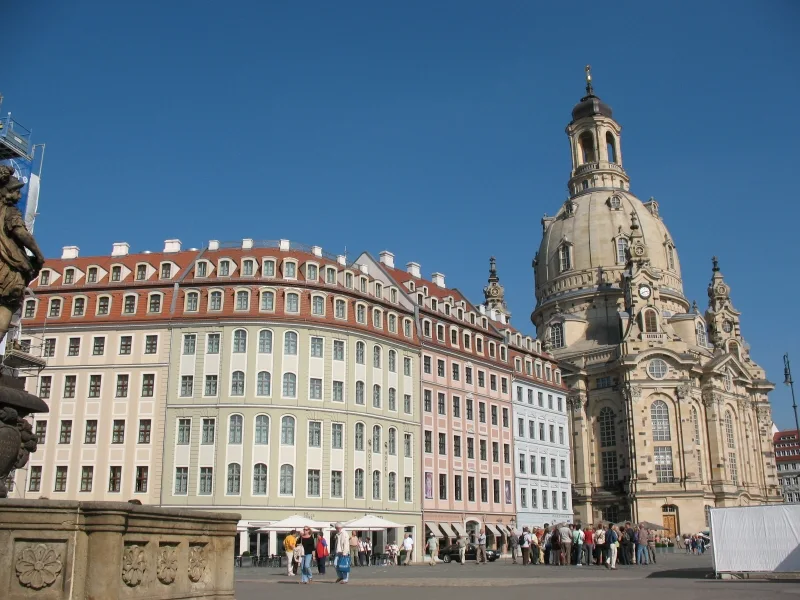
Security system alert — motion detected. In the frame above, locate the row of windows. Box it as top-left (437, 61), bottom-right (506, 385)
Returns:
top-left (554, 237), bottom-right (677, 275)
top-left (175, 416), bottom-right (415, 456)
top-left (28, 464), bottom-right (149, 494)
top-left (512, 360), bottom-right (561, 384)
top-left (518, 487), bottom-right (570, 512)
top-left (33, 419), bottom-right (152, 445)
top-left (423, 392), bottom-right (510, 425)
top-left (515, 388), bottom-right (565, 412)
top-left (38, 373), bottom-right (156, 400)
top-left (423, 472), bottom-right (512, 504)
top-left (420, 318), bottom-right (511, 363)
top-left (174, 464), bottom-right (413, 501)
top-left (422, 357), bottom-right (508, 392)
top-left (34, 334), bottom-right (159, 360)
top-left (516, 413), bottom-right (567, 443)
top-left (517, 453), bottom-right (569, 479)
top-left (424, 432), bottom-right (512, 463)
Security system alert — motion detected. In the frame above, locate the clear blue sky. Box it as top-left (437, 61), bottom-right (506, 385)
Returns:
top-left (5, 1), bottom-right (800, 428)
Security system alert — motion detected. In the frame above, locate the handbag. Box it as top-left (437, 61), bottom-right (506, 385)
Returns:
top-left (337, 554), bottom-right (351, 573)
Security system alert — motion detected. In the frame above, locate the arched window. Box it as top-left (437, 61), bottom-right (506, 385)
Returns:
top-left (598, 407), bottom-right (616, 447)
top-left (312, 296), bottom-right (324, 315)
top-left (335, 298), bottom-right (346, 318)
top-left (691, 406), bottom-right (700, 443)
top-left (644, 310), bottom-right (658, 333)
top-left (724, 370), bottom-right (733, 392)
top-left (284, 331), bottom-right (297, 355)
top-left (388, 428), bottom-right (397, 455)
top-left (256, 372), bottom-right (271, 396)
top-left (388, 350), bottom-right (397, 372)
top-left (258, 330), bottom-right (273, 353)
top-left (372, 425), bottom-right (381, 450)
top-left (559, 245), bottom-right (571, 272)
top-left (209, 290), bottom-right (222, 311)
top-left (282, 373), bottom-right (296, 397)
top-left (372, 470), bottom-right (381, 500)
top-left (549, 323), bottom-right (564, 349)
top-left (255, 415), bottom-right (269, 444)
top-left (606, 132), bottom-right (617, 164)
top-left (724, 411), bottom-right (735, 449)
top-left (695, 322), bottom-right (707, 347)
top-left (355, 423), bottom-right (365, 451)
top-left (285, 292), bottom-right (299, 313)
top-left (281, 416), bottom-right (295, 445)
top-left (609, 195), bottom-right (622, 209)
top-left (186, 291), bottom-right (199, 312)
top-left (355, 381), bottom-right (365, 405)
top-left (236, 290), bottom-right (249, 311)
top-left (355, 341), bottom-right (365, 364)
top-left (279, 464), bottom-right (294, 495)
top-left (373, 346), bottom-right (381, 368)
top-left (373, 384), bottom-right (381, 408)
top-left (727, 340), bottom-right (739, 355)
top-left (260, 290), bottom-right (275, 311)
top-left (651, 400), bottom-right (671, 441)
top-left (388, 472), bottom-right (397, 501)
top-left (579, 131), bottom-right (596, 163)
top-left (233, 329), bottom-right (247, 353)
top-left (253, 463), bottom-right (267, 495)
top-left (229, 414), bottom-right (243, 443)
top-left (230, 371), bottom-right (245, 396)
top-left (226, 463), bottom-right (241, 494)
top-left (616, 238), bottom-right (629, 264)
top-left (354, 468), bottom-right (364, 498)
top-left (667, 245), bottom-right (676, 270)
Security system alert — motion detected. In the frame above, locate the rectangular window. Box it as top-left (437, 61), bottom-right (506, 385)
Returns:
top-left (551, 458), bottom-right (556, 476)
top-left (468, 476), bottom-right (476, 502)
top-left (601, 450), bottom-right (618, 486)
top-left (479, 402), bottom-right (486, 423)
top-left (138, 419), bottom-right (151, 444)
top-left (84, 419), bottom-right (97, 444)
top-left (530, 455), bottom-right (536, 474)
top-left (38, 376), bottom-right (51, 399)
top-left (423, 356), bottom-right (431, 374)
top-left (263, 260), bottom-right (275, 277)
top-left (68, 337), bottom-right (80, 357)
top-left (183, 334), bottom-right (196, 355)
top-left (541, 457), bottom-right (547, 476)
top-left (480, 440), bottom-right (487, 461)
top-left (478, 371), bottom-right (485, 387)
top-left (136, 466), bottom-right (149, 493)
top-left (424, 390), bottom-right (432, 412)
top-left (331, 471), bottom-right (343, 498)
top-left (562, 491), bottom-right (568, 511)
top-left (119, 336), bottom-right (132, 355)
top-left (437, 359), bottom-right (445, 377)
top-left (309, 378), bottom-right (322, 400)
top-left (331, 423), bottom-right (343, 449)
top-left (92, 337), bottom-right (105, 356)
top-left (112, 420), bottom-right (125, 444)
top-left (180, 375), bottom-right (193, 397)
top-left (204, 375), bottom-right (218, 396)
top-left (439, 473), bottom-right (447, 500)
top-left (144, 335), bottom-right (158, 354)
top-left (202, 419), bottom-right (215, 444)
top-left (542, 490), bottom-right (548, 509)
top-left (549, 424), bottom-right (555, 443)
top-left (310, 336), bottom-right (323, 358)
top-left (199, 467), bottom-right (213, 495)
top-left (424, 430), bottom-right (433, 454)
top-left (35, 421), bottom-right (47, 445)
top-left (123, 296), bottom-right (136, 314)
top-left (491, 405), bottom-right (497, 425)
top-left (29, 465), bottom-right (42, 491)
top-left (539, 422), bottom-right (545, 440)
top-left (59, 420), bottom-right (72, 444)
top-left (177, 418), bottom-right (191, 445)
top-left (333, 340), bottom-right (345, 360)
top-left (467, 437), bottom-right (475, 459)
top-left (308, 421), bottom-right (322, 447)
top-left (141, 374), bottom-right (154, 397)
top-left (465, 367), bottom-right (472, 384)
top-left (466, 399), bottom-right (473, 420)
top-left (453, 396), bottom-right (461, 418)
top-left (207, 333), bottom-right (220, 354)
top-left (503, 443), bottom-right (510, 464)
top-left (452, 363), bottom-right (460, 381)
top-left (453, 434), bottom-right (462, 458)
top-left (520, 487), bottom-right (527, 508)
top-left (481, 478), bottom-right (488, 502)
top-left (655, 446), bottom-right (674, 483)
top-left (560, 459), bottom-right (566, 478)
top-left (519, 453), bottom-right (526, 473)
top-left (174, 467), bottom-right (188, 495)
top-left (115, 374), bottom-right (129, 398)
top-left (490, 374), bottom-right (497, 391)
top-left (88, 374), bottom-right (101, 398)
top-left (438, 432), bottom-right (446, 455)
top-left (108, 466), bottom-right (122, 492)
top-left (405, 477), bottom-right (412, 502)
top-left (332, 380), bottom-right (344, 402)
top-left (54, 466), bottom-right (68, 492)
top-left (454, 474), bottom-right (462, 501)
top-left (493, 479), bottom-right (500, 503)
top-left (307, 470), bottom-right (321, 497)
top-left (43, 338), bottom-right (56, 357)
top-left (438, 393), bottom-right (446, 415)
top-left (492, 441), bottom-right (499, 462)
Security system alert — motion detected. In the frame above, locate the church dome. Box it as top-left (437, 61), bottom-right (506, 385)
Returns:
top-left (571, 93), bottom-right (613, 122)
top-left (534, 189), bottom-right (686, 308)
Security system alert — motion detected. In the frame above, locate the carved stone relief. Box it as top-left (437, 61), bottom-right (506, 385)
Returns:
top-left (122, 544), bottom-right (147, 587)
top-left (188, 545), bottom-right (208, 583)
top-left (157, 544), bottom-right (179, 585)
top-left (15, 543), bottom-right (63, 590)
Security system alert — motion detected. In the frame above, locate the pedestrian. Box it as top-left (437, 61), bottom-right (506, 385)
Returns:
top-left (583, 527), bottom-right (594, 567)
top-left (559, 524), bottom-right (572, 566)
top-left (333, 523), bottom-right (350, 584)
top-left (426, 532), bottom-right (439, 566)
top-left (605, 525), bottom-right (619, 570)
top-left (531, 528), bottom-right (541, 565)
top-left (636, 524), bottom-right (649, 566)
top-left (573, 524), bottom-right (585, 566)
top-left (647, 529), bottom-right (657, 565)
top-left (298, 526), bottom-right (315, 584)
top-left (402, 533), bottom-right (414, 565)
top-left (510, 527), bottom-right (520, 564)
top-left (349, 531), bottom-right (359, 566)
top-left (520, 527), bottom-right (531, 565)
top-left (284, 530), bottom-right (297, 577)
top-left (476, 528), bottom-right (488, 564)
top-left (316, 532), bottom-right (329, 575)
top-left (365, 537), bottom-right (372, 566)
top-left (357, 536), bottom-right (367, 567)
top-left (457, 534), bottom-right (467, 565)
top-left (594, 524), bottom-right (606, 565)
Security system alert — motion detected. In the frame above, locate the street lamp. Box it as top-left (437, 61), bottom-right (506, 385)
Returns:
top-left (784, 354), bottom-right (800, 436)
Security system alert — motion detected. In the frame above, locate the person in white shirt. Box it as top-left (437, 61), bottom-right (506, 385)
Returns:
top-left (402, 533), bottom-right (414, 565)
top-left (334, 523), bottom-right (350, 584)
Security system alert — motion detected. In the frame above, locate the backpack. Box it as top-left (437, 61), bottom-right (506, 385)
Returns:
top-left (518, 535), bottom-right (525, 546)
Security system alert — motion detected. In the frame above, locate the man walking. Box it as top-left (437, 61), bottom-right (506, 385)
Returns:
top-left (559, 524), bottom-right (572, 566)
top-left (573, 524), bottom-right (585, 566)
top-left (402, 533), bottom-right (414, 565)
top-left (510, 527), bottom-right (520, 564)
top-left (520, 527), bottom-right (531, 565)
top-left (457, 534), bottom-right (467, 565)
top-left (349, 531), bottom-right (359, 567)
top-left (333, 523), bottom-right (350, 584)
top-left (284, 530), bottom-right (297, 577)
top-left (647, 529), bottom-right (657, 564)
top-left (426, 532), bottom-right (439, 566)
top-left (636, 524), bottom-right (649, 566)
top-left (605, 525), bottom-right (619, 570)
top-left (476, 528), bottom-right (488, 564)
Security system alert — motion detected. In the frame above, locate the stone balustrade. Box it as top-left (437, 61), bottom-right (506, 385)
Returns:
top-left (0, 499), bottom-right (239, 600)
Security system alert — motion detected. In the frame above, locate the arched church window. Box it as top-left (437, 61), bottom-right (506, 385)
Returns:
top-left (579, 131), bottom-right (596, 164)
top-left (643, 309), bottom-right (658, 333)
top-left (667, 245), bottom-right (676, 270)
top-left (598, 407), bottom-right (616, 447)
top-left (695, 321), bottom-right (708, 347)
top-left (647, 358), bottom-right (668, 379)
top-left (609, 195), bottom-right (621, 209)
top-left (549, 323), bottom-right (564, 349)
top-left (651, 400), bottom-right (671, 441)
top-left (727, 340), bottom-right (738, 356)
top-left (724, 370), bottom-right (733, 392)
top-left (691, 406), bottom-right (701, 443)
top-left (559, 245), bottom-right (571, 272)
top-left (724, 411), bottom-right (735, 449)
top-left (606, 132), bottom-right (617, 164)
top-left (616, 238), bottom-right (629, 264)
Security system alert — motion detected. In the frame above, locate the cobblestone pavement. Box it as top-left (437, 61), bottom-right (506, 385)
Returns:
top-left (235, 553), bottom-right (800, 599)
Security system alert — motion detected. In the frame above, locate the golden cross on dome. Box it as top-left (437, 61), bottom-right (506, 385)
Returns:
top-left (585, 64), bottom-right (594, 95)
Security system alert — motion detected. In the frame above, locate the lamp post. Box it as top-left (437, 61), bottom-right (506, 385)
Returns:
top-left (784, 354), bottom-right (800, 436)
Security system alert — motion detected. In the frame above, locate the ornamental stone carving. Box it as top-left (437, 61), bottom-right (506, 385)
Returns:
top-left (15, 543), bottom-right (63, 590)
top-left (157, 545), bottom-right (179, 585)
top-left (701, 389), bottom-right (721, 409)
top-left (622, 384), bottom-right (641, 402)
top-left (188, 545), bottom-right (208, 583)
top-left (121, 545), bottom-right (147, 587)
top-left (676, 383), bottom-right (692, 400)
top-left (756, 405), bottom-right (772, 426)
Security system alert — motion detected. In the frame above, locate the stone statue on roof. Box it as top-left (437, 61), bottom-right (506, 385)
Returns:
top-left (0, 165), bottom-right (45, 341)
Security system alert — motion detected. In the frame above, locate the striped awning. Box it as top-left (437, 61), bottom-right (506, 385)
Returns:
top-left (452, 522), bottom-right (467, 537)
top-left (424, 522), bottom-right (438, 535)
top-left (484, 523), bottom-right (501, 537)
top-left (438, 522), bottom-right (456, 537)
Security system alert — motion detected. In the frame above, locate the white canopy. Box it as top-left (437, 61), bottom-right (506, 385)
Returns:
top-left (255, 515), bottom-right (330, 532)
top-left (346, 514), bottom-right (404, 531)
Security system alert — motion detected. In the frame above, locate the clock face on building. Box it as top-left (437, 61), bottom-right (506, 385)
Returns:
top-left (638, 284), bottom-right (651, 299)
top-left (490, 287), bottom-right (500, 297)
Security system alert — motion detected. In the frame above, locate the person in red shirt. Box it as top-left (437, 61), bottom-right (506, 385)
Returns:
top-left (583, 527), bottom-right (595, 567)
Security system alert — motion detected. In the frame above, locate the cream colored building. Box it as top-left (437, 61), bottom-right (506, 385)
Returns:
top-left (531, 72), bottom-right (782, 536)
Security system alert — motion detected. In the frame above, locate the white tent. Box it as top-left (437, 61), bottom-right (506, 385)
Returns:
top-left (345, 515), bottom-right (403, 531)
top-left (255, 515), bottom-right (330, 532)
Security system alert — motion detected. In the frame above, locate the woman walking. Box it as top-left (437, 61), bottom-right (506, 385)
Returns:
top-left (298, 527), bottom-right (315, 584)
top-left (316, 533), bottom-right (329, 575)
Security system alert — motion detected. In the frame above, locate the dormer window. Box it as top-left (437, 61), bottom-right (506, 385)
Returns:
top-left (444, 304), bottom-right (450, 316)
top-left (326, 268), bottom-right (336, 284)
top-left (306, 264), bottom-right (318, 281)
top-left (476, 337), bottom-right (482, 353)
top-left (284, 262), bottom-right (296, 279)
top-left (242, 259), bottom-right (254, 276)
top-left (137, 264), bottom-right (147, 280)
top-left (24, 299), bottom-right (35, 318)
top-left (482, 318), bottom-right (487, 328)
top-left (463, 333), bottom-right (471, 349)
top-left (64, 268), bottom-right (74, 285)
top-left (431, 299), bottom-right (438, 311)
top-left (422, 320), bottom-right (431, 337)
top-left (87, 267), bottom-right (97, 283)
top-left (450, 330), bottom-right (457, 345)
top-left (436, 324), bottom-right (444, 342)
top-left (500, 347), bottom-right (506, 361)
top-left (360, 278), bottom-right (367, 293)
top-left (161, 263), bottom-right (172, 279)
top-left (470, 313), bottom-right (475, 325)
top-left (609, 194), bottom-right (622, 209)
top-left (616, 237), bottom-right (629, 264)
top-left (263, 259), bottom-right (276, 277)
top-left (111, 266), bottom-right (121, 282)
top-left (40, 270), bottom-right (50, 286)
top-left (458, 308), bottom-right (463, 320)
top-left (73, 297), bottom-right (85, 316)
top-left (391, 289), bottom-right (397, 303)
top-left (417, 293), bottom-right (423, 305)
top-left (489, 342), bottom-right (496, 358)
top-left (219, 260), bottom-right (230, 277)
top-left (195, 262), bottom-right (207, 278)
top-left (49, 298), bottom-right (61, 317)
top-left (408, 281), bottom-right (415, 291)
top-left (374, 283), bottom-right (382, 298)
top-left (345, 273), bottom-right (353, 288)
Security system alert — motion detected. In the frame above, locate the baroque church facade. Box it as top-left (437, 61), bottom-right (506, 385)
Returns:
top-left (531, 70), bottom-right (782, 536)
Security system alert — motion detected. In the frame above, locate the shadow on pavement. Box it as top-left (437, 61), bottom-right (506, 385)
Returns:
top-left (646, 567), bottom-right (714, 579)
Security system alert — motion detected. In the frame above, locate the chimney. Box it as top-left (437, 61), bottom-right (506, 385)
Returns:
top-left (379, 251), bottom-right (395, 268)
top-left (431, 272), bottom-right (446, 288)
top-left (312, 246), bottom-right (323, 257)
top-left (406, 262), bottom-right (421, 278)
top-left (208, 240), bottom-right (220, 251)
top-left (61, 246), bottom-right (79, 260)
top-left (111, 242), bottom-right (130, 257)
top-left (279, 239), bottom-right (290, 251)
top-left (163, 239), bottom-right (182, 253)
top-left (359, 264), bottom-right (369, 275)
top-left (337, 255), bottom-right (347, 266)
top-left (242, 238), bottom-right (254, 249)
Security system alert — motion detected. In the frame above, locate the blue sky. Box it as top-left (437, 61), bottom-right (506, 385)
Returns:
top-left (5, 1), bottom-right (800, 428)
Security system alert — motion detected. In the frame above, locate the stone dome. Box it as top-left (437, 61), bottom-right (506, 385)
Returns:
top-left (534, 189), bottom-right (686, 308)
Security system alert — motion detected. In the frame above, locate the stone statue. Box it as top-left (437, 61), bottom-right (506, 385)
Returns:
top-left (0, 165), bottom-right (45, 341)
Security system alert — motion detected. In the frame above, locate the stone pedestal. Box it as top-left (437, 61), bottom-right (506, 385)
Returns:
top-left (0, 500), bottom-right (239, 600)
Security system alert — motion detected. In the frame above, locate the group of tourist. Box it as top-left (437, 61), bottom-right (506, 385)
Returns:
top-left (683, 534), bottom-right (708, 554)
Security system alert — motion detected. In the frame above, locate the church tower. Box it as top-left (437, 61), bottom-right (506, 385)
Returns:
top-left (531, 69), bottom-right (781, 533)
top-left (483, 256), bottom-right (510, 321)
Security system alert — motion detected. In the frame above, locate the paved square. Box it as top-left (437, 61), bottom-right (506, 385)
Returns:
top-left (235, 553), bottom-right (798, 599)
